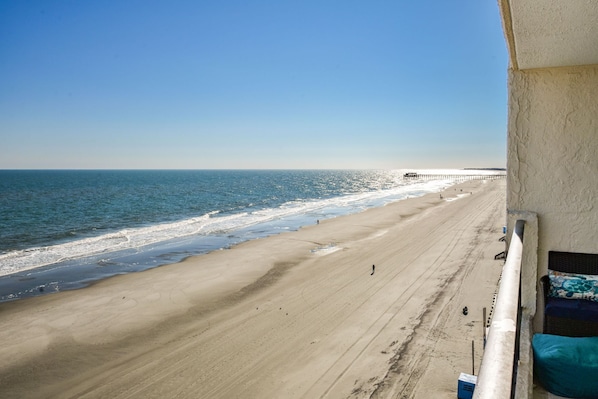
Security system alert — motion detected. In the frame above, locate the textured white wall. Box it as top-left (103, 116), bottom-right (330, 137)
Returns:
top-left (507, 65), bottom-right (598, 330)
top-left (508, 0), bottom-right (598, 69)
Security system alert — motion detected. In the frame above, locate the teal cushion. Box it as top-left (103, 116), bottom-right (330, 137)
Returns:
top-left (548, 270), bottom-right (598, 302)
top-left (533, 334), bottom-right (598, 398)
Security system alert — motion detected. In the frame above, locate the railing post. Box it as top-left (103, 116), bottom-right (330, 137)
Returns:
top-left (473, 219), bottom-right (525, 399)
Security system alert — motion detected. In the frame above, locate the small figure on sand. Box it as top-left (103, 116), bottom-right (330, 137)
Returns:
top-left (371, 264), bottom-right (375, 275)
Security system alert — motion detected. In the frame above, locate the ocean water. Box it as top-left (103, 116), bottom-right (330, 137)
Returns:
top-left (0, 169), bottom-right (496, 301)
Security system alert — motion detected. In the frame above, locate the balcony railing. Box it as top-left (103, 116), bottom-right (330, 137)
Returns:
top-left (473, 219), bottom-right (525, 399)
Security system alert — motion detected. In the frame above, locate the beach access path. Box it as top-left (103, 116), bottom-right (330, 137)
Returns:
top-left (0, 179), bottom-right (506, 399)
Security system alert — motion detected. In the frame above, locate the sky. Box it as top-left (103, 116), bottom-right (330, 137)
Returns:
top-left (0, 1), bottom-right (508, 170)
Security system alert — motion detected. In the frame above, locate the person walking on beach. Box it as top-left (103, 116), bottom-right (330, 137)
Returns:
top-left (371, 264), bottom-right (375, 275)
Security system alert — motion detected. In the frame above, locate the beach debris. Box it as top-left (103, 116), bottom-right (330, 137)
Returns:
top-left (371, 264), bottom-right (375, 275)
top-left (462, 306), bottom-right (469, 315)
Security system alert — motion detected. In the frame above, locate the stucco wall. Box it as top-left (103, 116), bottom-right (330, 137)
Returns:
top-left (507, 65), bottom-right (598, 330)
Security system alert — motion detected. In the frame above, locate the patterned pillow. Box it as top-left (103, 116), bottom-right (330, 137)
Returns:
top-left (548, 270), bottom-right (598, 302)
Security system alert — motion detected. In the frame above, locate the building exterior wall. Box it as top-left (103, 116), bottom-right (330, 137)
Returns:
top-left (507, 65), bottom-right (598, 331)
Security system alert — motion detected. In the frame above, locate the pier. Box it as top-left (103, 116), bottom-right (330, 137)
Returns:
top-left (402, 172), bottom-right (506, 181)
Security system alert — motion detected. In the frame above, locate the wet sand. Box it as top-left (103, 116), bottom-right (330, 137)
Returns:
top-left (0, 178), bottom-right (506, 398)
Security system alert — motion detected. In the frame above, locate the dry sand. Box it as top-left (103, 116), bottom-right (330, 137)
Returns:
top-left (0, 178), bottom-right (506, 399)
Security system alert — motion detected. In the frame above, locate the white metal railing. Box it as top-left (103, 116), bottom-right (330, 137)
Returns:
top-left (473, 219), bottom-right (525, 399)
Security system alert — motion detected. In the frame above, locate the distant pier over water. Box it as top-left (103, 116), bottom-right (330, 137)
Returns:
top-left (402, 171), bottom-right (506, 181)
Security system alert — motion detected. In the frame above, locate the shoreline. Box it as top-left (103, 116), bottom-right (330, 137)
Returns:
top-left (0, 178), bottom-right (506, 398)
top-left (0, 177), bottom-right (460, 303)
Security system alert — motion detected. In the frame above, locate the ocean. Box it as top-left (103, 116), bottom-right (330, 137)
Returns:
top-left (0, 169), bottom-right (498, 302)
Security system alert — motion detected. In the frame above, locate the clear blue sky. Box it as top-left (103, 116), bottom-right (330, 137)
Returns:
top-left (0, 1), bottom-right (508, 169)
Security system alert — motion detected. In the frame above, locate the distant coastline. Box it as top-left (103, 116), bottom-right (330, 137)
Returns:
top-left (463, 167), bottom-right (506, 171)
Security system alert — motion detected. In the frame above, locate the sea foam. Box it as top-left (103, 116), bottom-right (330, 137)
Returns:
top-left (0, 179), bottom-right (455, 277)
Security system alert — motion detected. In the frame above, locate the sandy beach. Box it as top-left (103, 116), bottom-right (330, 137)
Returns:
top-left (0, 178), bottom-right (506, 399)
